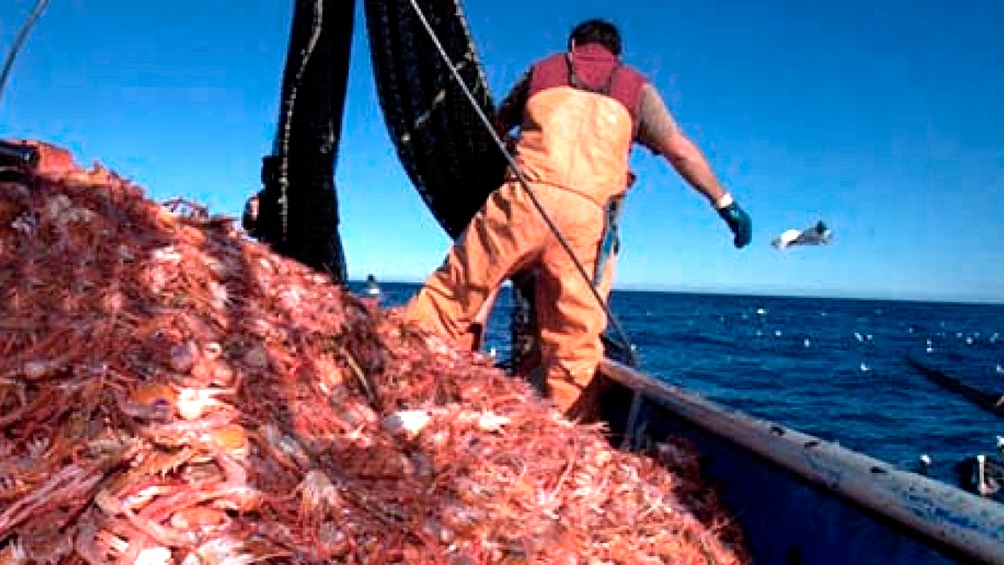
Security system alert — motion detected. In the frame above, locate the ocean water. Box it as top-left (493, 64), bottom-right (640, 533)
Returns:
top-left (355, 281), bottom-right (1004, 486)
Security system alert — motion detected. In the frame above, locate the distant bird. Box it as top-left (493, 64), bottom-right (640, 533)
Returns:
top-left (772, 220), bottom-right (832, 250)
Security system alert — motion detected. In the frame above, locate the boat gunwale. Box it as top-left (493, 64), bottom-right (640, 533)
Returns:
top-left (598, 358), bottom-right (1004, 565)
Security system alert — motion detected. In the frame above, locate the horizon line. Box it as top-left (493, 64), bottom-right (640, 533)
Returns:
top-left (350, 278), bottom-right (1004, 307)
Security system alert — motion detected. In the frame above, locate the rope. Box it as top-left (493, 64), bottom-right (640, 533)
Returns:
top-left (405, 0), bottom-right (638, 367)
top-left (0, 0), bottom-right (53, 113)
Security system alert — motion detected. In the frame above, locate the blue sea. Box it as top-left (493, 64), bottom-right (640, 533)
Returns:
top-left (354, 281), bottom-right (1004, 487)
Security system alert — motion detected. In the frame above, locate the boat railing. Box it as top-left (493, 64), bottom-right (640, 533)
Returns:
top-left (598, 358), bottom-right (1004, 565)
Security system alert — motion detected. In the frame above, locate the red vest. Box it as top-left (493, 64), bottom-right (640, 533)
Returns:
top-left (514, 44), bottom-right (647, 205)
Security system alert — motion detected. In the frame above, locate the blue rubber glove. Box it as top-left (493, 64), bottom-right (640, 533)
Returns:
top-left (718, 201), bottom-right (752, 248)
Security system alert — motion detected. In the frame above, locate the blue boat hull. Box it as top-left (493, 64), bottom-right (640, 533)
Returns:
top-left (596, 359), bottom-right (1004, 565)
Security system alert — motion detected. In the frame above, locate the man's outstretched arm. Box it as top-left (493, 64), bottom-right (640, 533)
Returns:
top-left (658, 130), bottom-right (729, 206)
top-left (636, 85), bottom-right (752, 248)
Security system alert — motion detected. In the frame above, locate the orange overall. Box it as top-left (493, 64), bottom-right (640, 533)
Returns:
top-left (404, 45), bottom-right (646, 416)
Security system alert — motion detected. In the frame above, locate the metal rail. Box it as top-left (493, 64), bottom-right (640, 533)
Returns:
top-left (599, 358), bottom-right (1004, 564)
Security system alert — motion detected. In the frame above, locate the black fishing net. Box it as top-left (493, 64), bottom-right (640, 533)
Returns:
top-left (255, 0), bottom-right (354, 283)
top-left (364, 0), bottom-right (507, 240)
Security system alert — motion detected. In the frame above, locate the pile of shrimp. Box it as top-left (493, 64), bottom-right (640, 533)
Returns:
top-left (0, 141), bottom-right (750, 564)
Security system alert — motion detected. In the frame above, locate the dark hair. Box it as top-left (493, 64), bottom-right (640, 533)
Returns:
top-left (568, 19), bottom-right (622, 56)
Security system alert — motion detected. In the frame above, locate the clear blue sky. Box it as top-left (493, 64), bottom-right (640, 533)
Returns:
top-left (3, 0), bottom-right (1002, 303)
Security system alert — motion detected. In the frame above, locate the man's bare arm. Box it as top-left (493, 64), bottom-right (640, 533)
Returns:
top-left (657, 131), bottom-right (730, 207)
top-left (635, 84), bottom-right (728, 206)
top-left (636, 84), bottom-right (751, 247)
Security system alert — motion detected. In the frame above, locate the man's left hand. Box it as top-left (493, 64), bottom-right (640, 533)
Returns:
top-left (718, 201), bottom-right (752, 248)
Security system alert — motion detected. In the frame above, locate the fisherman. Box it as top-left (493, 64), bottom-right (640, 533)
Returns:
top-left (403, 19), bottom-right (751, 419)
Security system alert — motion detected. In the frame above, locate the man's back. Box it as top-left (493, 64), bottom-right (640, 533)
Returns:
top-left (512, 44), bottom-right (648, 205)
